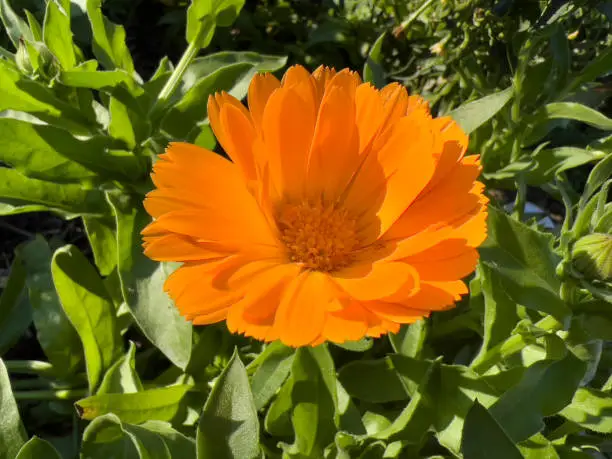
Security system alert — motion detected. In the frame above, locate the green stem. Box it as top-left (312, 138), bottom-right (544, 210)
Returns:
top-left (471, 315), bottom-right (563, 374)
top-left (153, 24), bottom-right (210, 111)
top-left (5, 360), bottom-right (55, 377)
top-left (395, 0), bottom-right (436, 34)
top-left (14, 388), bottom-right (88, 401)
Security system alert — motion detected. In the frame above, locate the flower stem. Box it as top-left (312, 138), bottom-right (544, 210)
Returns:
top-left (471, 315), bottom-right (563, 374)
top-left (13, 388), bottom-right (88, 401)
top-left (393, 0), bottom-right (437, 36)
top-left (153, 25), bottom-right (209, 111)
top-left (5, 360), bottom-right (55, 377)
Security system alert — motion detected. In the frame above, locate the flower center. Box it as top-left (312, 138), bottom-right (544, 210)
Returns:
top-left (276, 199), bottom-right (359, 272)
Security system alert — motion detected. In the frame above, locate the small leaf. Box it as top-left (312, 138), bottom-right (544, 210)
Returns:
top-left (0, 0), bottom-right (33, 47)
top-left (108, 194), bottom-right (192, 370)
top-left (14, 437), bottom-right (62, 459)
top-left (197, 351), bottom-right (260, 459)
top-left (186, 0), bottom-right (245, 46)
top-left (581, 153), bottom-right (612, 207)
top-left (0, 358), bottom-right (27, 459)
top-left (85, 0), bottom-right (134, 73)
top-left (17, 237), bottom-right (84, 380)
top-left (338, 358), bottom-right (409, 403)
top-left (83, 216), bottom-right (118, 276)
top-left (52, 245), bottom-right (123, 392)
top-left (389, 320), bottom-right (427, 358)
top-left (448, 87), bottom-right (513, 134)
top-left (97, 342), bottom-right (143, 395)
top-left (249, 341), bottom-right (294, 410)
top-left (560, 388), bottom-right (612, 433)
top-left (461, 401), bottom-right (523, 459)
top-left (363, 32), bottom-right (386, 88)
top-left (76, 385), bottom-right (192, 423)
top-left (43, 0), bottom-right (77, 69)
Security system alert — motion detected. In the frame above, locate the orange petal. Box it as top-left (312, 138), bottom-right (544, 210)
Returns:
top-left (274, 271), bottom-right (331, 347)
top-left (355, 83), bottom-right (384, 153)
top-left (322, 300), bottom-right (368, 343)
top-left (312, 65), bottom-right (337, 103)
top-left (424, 117), bottom-right (469, 192)
top-left (399, 281), bottom-right (465, 311)
top-left (307, 85), bottom-right (359, 198)
top-left (143, 233), bottom-right (225, 261)
top-left (218, 103), bottom-right (257, 181)
top-left (362, 301), bottom-right (425, 323)
top-left (248, 72), bottom-right (281, 134)
top-left (408, 245), bottom-right (480, 281)
top-left (261, 86), bottom-right (316, 198)
top-left (380, 83), bottom-right (409, 129)
top-left (333, 261), bottom-right (418, 302)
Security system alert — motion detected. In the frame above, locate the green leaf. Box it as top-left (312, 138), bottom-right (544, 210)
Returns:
top-left (0, 255), bottom-right (32, 355)
top-left (97, 341), bottom-right (143, 395)
top-left (0, 59), bottom-right (96, 134)
top-left (566, 45), bottom-right (612, 94)
top-left (560, 388), bottom-right (612, 433)
top-left (14, 437), bottom-right (62, 459)
top-left (581, 153), bottom-right (612, 207)
top-left (85, 0), bottom-right (135, 73)
top-left (461, 401), bottom-right (523, 459)
top-left (0, 168), bottom-right (106, 216)
top-left (249, 341), bottom-right (294, 410)
top-left (338, 358), bottom-right (409, 403)
top-left (470, 264), bottom-right (519, 367)
top-left (363, 32), bottom-right (386, 88)
top-left (82, 413), bottom-right (195, 459)
top-left (333, 338), bottom-right (373, 352)
top-left (51, 245), bottom-right (123, 392)
top-left (0, 358), bottom-right (27, 459)
top-left (389, 320), bottom-right (427, 358)
top-left (0, 0), bottom-right (33, 47)
top-left (83, 216), bottom-right (118, 276)
top-left (197, 351), bottom-right (260, 459)
top-left (186, 0), bottom-right (245, 45)
top-left (17, 237), bottom-right (84, 379)
top-left (108, 96), bottom-right (143, 149)
top-left (479, 206), bottom-right (570, 320)
top-left (43, 0), bottom-right (77, 69)
top-left (0, 119), bottom-right (99, 183)
top-left (448, 87), bottom-right (512, 134)
top-left (490, 352), bottom-right (587, 442)
top-left (59, 67), bottom-right (135, 90)
top-left (76, 384), bottom-right (192, 423)
top-left (286, 346), bottom-right (337, 458)
top-left (108, 193), bottom-right (192, 370)
top-left (24, 10), bottom-right (42, 41)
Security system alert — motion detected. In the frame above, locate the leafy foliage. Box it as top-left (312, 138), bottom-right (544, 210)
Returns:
top-left (0, 1), bottom-right (612, 458)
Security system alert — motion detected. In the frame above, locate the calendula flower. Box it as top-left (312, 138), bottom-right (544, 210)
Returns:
top-left (142, 65), bottom-right (488, 347)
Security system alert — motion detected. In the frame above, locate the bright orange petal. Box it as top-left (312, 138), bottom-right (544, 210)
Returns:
top-left (248, 72), bottom-right (281, 134)
top-left (322, 300), bottom-right (368, 343)
top-left (333, 261), bottom-right (418, 301)
top-left (143, 234), bottom-right (225, 261)
top-left (355, 83), bottom-right (384, 153)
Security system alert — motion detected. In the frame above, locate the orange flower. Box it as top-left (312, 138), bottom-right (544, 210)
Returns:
top-left (142, 65), bottom-right (488, 347)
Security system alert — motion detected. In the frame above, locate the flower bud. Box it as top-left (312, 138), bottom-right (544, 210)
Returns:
top-left (571, 233), bottom-right (612, 281)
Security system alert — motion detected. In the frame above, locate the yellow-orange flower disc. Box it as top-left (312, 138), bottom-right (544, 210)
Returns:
top-left (142, 65), bottom-right (488, 347)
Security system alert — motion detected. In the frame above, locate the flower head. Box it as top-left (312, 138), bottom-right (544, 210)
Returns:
top-left (142, 65), bottom-right (488, 347)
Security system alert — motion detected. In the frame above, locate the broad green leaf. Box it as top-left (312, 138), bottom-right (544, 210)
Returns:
top-left (518, 434), bottom-right (561, 459)
top-left (264, 371), bottom-right (294, 437)
top-left (448, 87), bottom-right (512, 134)
top-left (186, 0), bottom-right (245, 45)
top-left (286, 346), bottom-right (337, 458)
top-left (338, 359), bottom-right (409, 403)
top-left (197, 351), bottom-right (260, 459)
top-left (566, 45), bottom-right (612, 94)
top-left (97, 342), bottom-right (143, 395)
top-left (0, 59), bottom-right (96, 134)
top-left (470, 264), bottom-right (519, 367)
top-left (83, 216), bottom-right (118, 276)
top-left (108, 194), bottom-right (192, 370)
top-left (0, 0), bottom-right (33, 47)
top-left (389, 320), bottom-right (427, 358)
top-left (76, 384), bottom-right (192, 423)
top-left (82, 413), bottom-right (195, 459)
top-left (249, 341), bottom-right (294, 410)
top-left (14, 437), bottom-right (62, 459)
top-left (363, 32), bottom-right (386, 88)
top-left (85, 0), bottom-right (135, 73)
top-left (17, 237), bottom-right (84, 379)
top-left (0, 119), bottom-right (98, 182)
top-left (43, 0), bottom-right (77, 69)
top-left (0, 255), bottom-right (32, 355)
top-left (490, 352), bottom-right (587, 442)
top-left (0, 168), bottom-right (106, 216)
top-left (560, 388), bottom-right (612, 433)
top-left (479, 206), bottom-right (570, 320)
top-left (108, 95), bottom-right (147, 149)
top-left (461, 401), bottom-right (523, 459)
top-left (581, 153), bottom-right (612, 207)
top-left (59, 67), bottom-right (136, 91)
top-left (0, 359), bottom-right (27, 459)
top-left (52, 245), bottom-right (123, 392)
